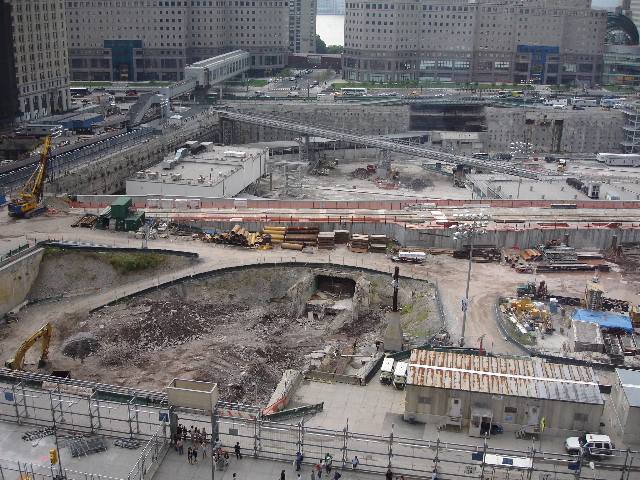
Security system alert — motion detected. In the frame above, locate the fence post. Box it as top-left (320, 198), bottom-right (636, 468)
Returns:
top-left (387, 423), bottom-right (394, 468)
top-left (341, 420), bottom-right (349, 469)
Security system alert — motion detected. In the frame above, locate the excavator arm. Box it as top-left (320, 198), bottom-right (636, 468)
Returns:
top-left (5, 323), bottom-right (53, 370)
top-left (9, 136), bottom-right (51, 217)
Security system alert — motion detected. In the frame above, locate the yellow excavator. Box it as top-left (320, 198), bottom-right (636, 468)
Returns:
top-left (8, 135), bottom-right (51, 218)
top-left (5, 323), bottom-right (52, 370)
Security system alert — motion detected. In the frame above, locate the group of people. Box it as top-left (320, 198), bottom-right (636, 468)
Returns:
top-left (172, 423), bottom-right (243, 473)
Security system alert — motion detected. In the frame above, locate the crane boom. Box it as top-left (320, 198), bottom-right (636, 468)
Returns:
top-left (5, 323), bottom-right (53, 370)
top-left (8, 136), bottom-right (52, 218)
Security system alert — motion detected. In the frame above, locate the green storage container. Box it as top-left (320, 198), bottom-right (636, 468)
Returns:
top-left (115, 219), bottom-right (126, 231)
top-left (111, 197), bottom-right (132, 219)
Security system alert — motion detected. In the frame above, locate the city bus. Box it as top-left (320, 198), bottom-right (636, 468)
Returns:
top-left (340, 87), bottom-right (368, 96)
top-left (70, 87), bottom-right (91, 96)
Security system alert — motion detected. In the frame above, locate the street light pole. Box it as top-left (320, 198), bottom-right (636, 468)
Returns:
top-left (451, 214), bottom-right (491, 347)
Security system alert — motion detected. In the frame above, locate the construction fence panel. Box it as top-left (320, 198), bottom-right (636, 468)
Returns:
top-left (257, 421), bottom-right (301, 462)
top-left (345, 431), bottom-right (391, 475)
top-left (299, 426), bottom-right (344, 469)
top-left (390, 435), bottom-right (438, 476)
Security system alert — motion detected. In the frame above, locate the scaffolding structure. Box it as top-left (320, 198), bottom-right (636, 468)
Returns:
top-left (1, 369), bottom-right (639, 480)
top-left (621, 106), bottom-right (640, 153)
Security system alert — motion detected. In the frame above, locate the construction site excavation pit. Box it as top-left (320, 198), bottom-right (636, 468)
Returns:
top-left (14, 256), bottom-right (441, 406)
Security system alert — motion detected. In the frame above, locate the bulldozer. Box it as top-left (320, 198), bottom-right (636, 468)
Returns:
top-left (517, 280), bottom-right (548, 299)
top-left (5, 323), bottom-right (52, 370)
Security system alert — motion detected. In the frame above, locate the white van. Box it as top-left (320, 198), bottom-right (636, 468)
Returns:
top-left (379, 357), bottom-right (395, 385)
top-left (392, 361), bottom-right (408, 390)
top-left (553, 104), bottom-right (567, 109)
top-left (286, 91), bottom-right (299, 97)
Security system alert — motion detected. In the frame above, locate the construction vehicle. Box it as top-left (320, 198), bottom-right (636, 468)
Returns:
top-left (392, 361), bottom-right (408, 390)
top-left (8, 136), bottom-right (51, 218)
top-left (517, 280), bottom-right (548, 299)
top-left (557, 158), bottom-right (567, 172)
top-left (5, 323), bottom-right (52, 370)
top-left (379, 357), bottom-right (395, 385)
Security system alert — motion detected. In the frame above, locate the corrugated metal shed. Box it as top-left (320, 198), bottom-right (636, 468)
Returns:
top-left (407, 350), bottom-right (602, 405)
top-left (616, 368), bottom-right (640, 408)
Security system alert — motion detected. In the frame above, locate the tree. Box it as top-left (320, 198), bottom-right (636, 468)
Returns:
top-left (327, 45), bottom-right (344, 54)
top-left (316, 34), bottom-right (327, 54)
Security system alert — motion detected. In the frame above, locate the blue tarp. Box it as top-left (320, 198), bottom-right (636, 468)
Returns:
top-left (572, 309), bottom-right (633, 333)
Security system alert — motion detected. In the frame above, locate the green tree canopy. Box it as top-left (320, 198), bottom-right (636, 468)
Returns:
top-left (316, 34), bottom-right (327, 54)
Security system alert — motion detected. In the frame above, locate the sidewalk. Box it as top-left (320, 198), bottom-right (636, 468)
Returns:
top-left (154, 448), bottom-right (374, 480)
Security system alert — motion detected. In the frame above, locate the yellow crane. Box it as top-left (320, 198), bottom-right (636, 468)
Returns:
top-left (5, 323), bottom-right (53, 370)
top-left (8, 135), bottom-right (52, 218)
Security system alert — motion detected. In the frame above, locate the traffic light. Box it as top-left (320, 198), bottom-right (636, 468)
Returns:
top-left (50, 449), bottom-right (58, 465)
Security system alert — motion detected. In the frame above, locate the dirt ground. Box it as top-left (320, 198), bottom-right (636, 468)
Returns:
top-left (1, 245), bottom-right (439, 404)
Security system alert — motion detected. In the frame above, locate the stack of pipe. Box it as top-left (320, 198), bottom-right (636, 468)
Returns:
top-left (284, 225), bottom-right (319, 246)
top-left (209, 224), bottom-right (263, 247)
top-left (262, 226), bottom-right (286, 244)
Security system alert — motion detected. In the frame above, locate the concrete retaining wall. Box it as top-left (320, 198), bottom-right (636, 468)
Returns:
top-left (0, 248), bottom-right (44, 317)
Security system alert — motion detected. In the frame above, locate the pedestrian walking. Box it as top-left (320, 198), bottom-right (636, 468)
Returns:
top-left (224, 452), bottom-right (230, 469)
top-left (296, 451), bottom-right (304, 471)
top-left (385, 469), bottom-right (393, 480)
top-left (324, 454), bottom-right (333, 474)
top-left (201, 442), bottom-right (207, 458)
top-left (297, 475), bottom-right (302, 480)
top-left (192, 444), bottom-right (198, 463)
top-left (189, 426), bottom-right (195, 442)
top-left (351, 456), bottom-right (359, 470)
top-left (311, 469), bottom-right (316, 480)
top-left (187, 447), bottom-right (193, 464)
top-left (431, 469), bottom-right (438, 480)
top-left (202, 427), bottom-right (207, 443)
top-left (280, 470), bottom-right (286, 480)
top-left (217, 454), bottom-right (225, 471)
top-left (234, 441), bottom-right (243, 459)
top-left (214, 438), bottom-right (223, 452)
top-left (332, 471), bottom-right (341, 480)
top-left (232, 474), bottom-right (237, 480)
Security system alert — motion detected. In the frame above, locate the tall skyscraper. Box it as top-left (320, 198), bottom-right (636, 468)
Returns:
top-left (1, 0), bottom-right (71, 124)
top-left (65, 0), bottom-right (314, 82)
top-left (343, 0), bottom-right (607, 86)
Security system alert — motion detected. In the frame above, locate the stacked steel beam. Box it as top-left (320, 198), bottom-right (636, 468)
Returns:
top-left (317, 232), bottom-right (336, 249)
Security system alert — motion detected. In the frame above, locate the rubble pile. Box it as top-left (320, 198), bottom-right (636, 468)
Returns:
top-left (349, 168), bottom-right (372, 179)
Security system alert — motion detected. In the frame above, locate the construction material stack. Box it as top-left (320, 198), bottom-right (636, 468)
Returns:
top-left (369, 234), bottom-right (388, 253)
top-left (453, 244), bottom-right (500, 261)
top-left (334, 230), bottom-right (350, 244)
top-left (284, 225), bottom-right (319, 246)
top-left (262, 226), bottom-right (286, 244)
top-left (317, 232), bottom-right (336, 249)
top-left (349, 234), bottom-right (370, 253)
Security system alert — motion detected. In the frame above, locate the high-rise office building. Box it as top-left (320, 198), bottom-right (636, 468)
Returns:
top-left (317, 0), bottom-right (345, 15)
top-left (343, 0), bottom-right (607, 86)
top-left (289, 0), bottom-right (317, 53)
top-left (1, 1), bottom-right (71, 124)
top-left (65, 0), bottom-right (313, 82)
